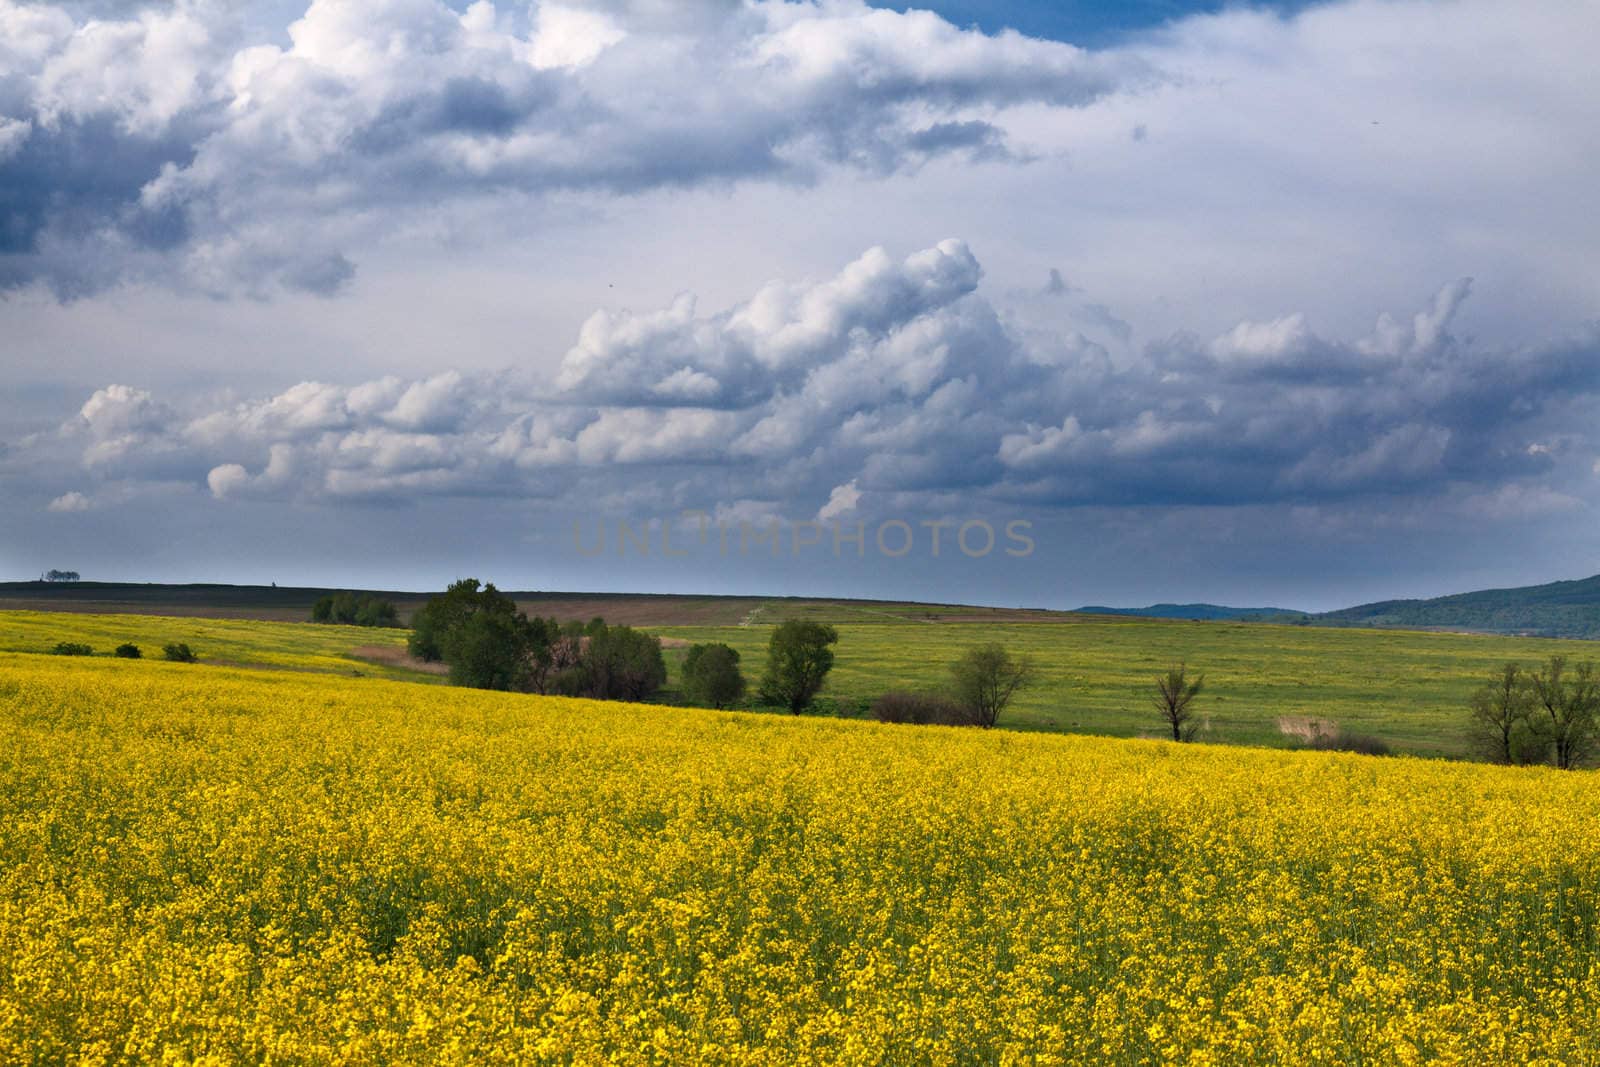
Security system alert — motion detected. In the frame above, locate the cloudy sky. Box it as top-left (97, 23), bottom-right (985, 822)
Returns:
top-left (2, 0), bottom-right (1597, 610)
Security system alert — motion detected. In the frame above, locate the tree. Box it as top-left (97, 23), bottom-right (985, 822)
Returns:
top-left (312, 592), bottom-right (400, 627)
top-left (950, 643), bottom-right (1035, 728)
top-left (44, 569), bottom-right (80, 582)
top-left (1468, 662), bottom-right (1536, 764)
top-left (682, 643), bottom-right (746, 709)
top-left (408, 579), bottom-right (563, 692)
top-left (1153, 664), bottom-right (1205, 742)
top-left (760, 620), bottom-right (838, 715)
top-left (354, 597), bottom-right (399, 628)
top-left (51, 642), bottom-right (92, 656)
top-left (1527, 656), bottom-right (1599, 769)
top-left (585, 624), bottom-right (668, 701)
top-left (163, 643), bottom-right (197, 663)
top-left (113, 643), bottom-right (142, 659)
top-left (446, 610), bottom-right (539, 691)
top-left (408, 579), bottom-right (517, 662)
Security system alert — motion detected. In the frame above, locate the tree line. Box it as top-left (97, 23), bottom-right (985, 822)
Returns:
top-left (310, 592), bottom-right (401, 627)
top-left (349, 580), bottom-right (1600, 767)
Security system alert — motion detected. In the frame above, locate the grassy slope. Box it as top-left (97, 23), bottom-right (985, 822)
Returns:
top-left (9, 606), bottom-right (1600, 758)
top-left (0, 610), bottom-right (430, 683)
top-left (657, 618), bottom-right (1600, 758)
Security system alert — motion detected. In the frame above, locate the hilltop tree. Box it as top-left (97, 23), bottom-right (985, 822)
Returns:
top-left (1153, 664), bottom-right (1205, 742)
top-left (1467, 662), bottom-right (1536, 764)
top-left (950, 643), bottom-right (1035, 728)
top-left (1527, 656), bottom-right (1599, 769)
top-left (760, 620), bottom-right (838, 715)
top-left (682, 643), bottom-right (746, 709)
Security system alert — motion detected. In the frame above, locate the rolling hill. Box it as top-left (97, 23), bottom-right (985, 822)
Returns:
top-left (1314, 573), bottom-right (1600, 638)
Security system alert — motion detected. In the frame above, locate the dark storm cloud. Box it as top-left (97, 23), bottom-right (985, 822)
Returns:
top-left (0, 116), bottom-right (196, 292)
top-left (0, 0), bottom-right (1137, 296)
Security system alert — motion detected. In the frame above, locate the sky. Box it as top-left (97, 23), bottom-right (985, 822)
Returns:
top-left (2, 0), bottom-right (1598, 611)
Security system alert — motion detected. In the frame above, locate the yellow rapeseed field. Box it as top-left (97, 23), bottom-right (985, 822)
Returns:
top-left (2, 653), bottom-right (1598, 1064)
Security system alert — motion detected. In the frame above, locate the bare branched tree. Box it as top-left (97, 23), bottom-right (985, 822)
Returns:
top-left (1154, 664), bottom-right (1205, 742)
top-left (950, 644), bottom-right (1036, 728)
top-left (1528, 656), bottom-right (1600, 770)
top-left (1467, 662), bottom-right (1535, 764)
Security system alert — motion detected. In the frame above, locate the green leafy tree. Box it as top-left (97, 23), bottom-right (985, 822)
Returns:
top-left (353, 597), bottom-right (399, 628)
top-left (163, 643), bottom-right (197, 663)
top-left (113, 643), bottom-right (142, 659)
top-left (759, 621), bottom-right (838, 715)
top-left (446, 611), bottom-right (538, 691)
top-left (51, 642), bottom-right (92, 656)
top-left (1468, 662), bottom-right (1536, 764)
top-left (409, 580), bottom-right (515, 662)
top-left (1527, 656), bottom-right (1600, 769)
top-left (312, 592), bottom-right (399, 627)
top-left (1153, 664), bottom-right (1205, 742)
top-left (557, 623), bottom-right (666, 701)
top-left (408, 579), bottom-right (561, 692)
top-left (950, 643), bottom-right (1036, 728)
top-left (682, 643), bottom-right (746, 709)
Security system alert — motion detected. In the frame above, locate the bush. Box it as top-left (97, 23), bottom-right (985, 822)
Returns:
top-left (113, 643), bottom-right (142, 659)
top-left (163, 643), bottom-right (198, 663)
top-left (51, 642), bottom-right (92, 656)
top-left (871, 690), bottom-right (978, 726)
top-left (1306, 730), bottom-right (1391, 756)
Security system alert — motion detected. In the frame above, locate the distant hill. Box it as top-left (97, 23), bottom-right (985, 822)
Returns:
top-left (0, 580), bottom-right (1077, 627)
top-left (1314, 574), bottom-right (1600, 638)
top-left (1076, 603), bottom-right (1300, 621)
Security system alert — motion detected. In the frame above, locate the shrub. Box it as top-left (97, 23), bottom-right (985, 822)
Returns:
top-left (113, 643), bottom-right (142, 659)
top-left (871, 690), bottom-right (980, 726)
top-left (1307, 730), bottom-right (1392, 757)
top-left (163, 643), bottom-right (198, 663)
top-left (51, 642), bottom-right (92, 656)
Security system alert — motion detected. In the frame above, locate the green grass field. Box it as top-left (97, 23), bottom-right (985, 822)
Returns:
top-left (0, 610), bottom-right (429, 683)
top-left (659, 619), bottom-right (1600, 758)
top-left (6, 606), bottom-right (1598, 758)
